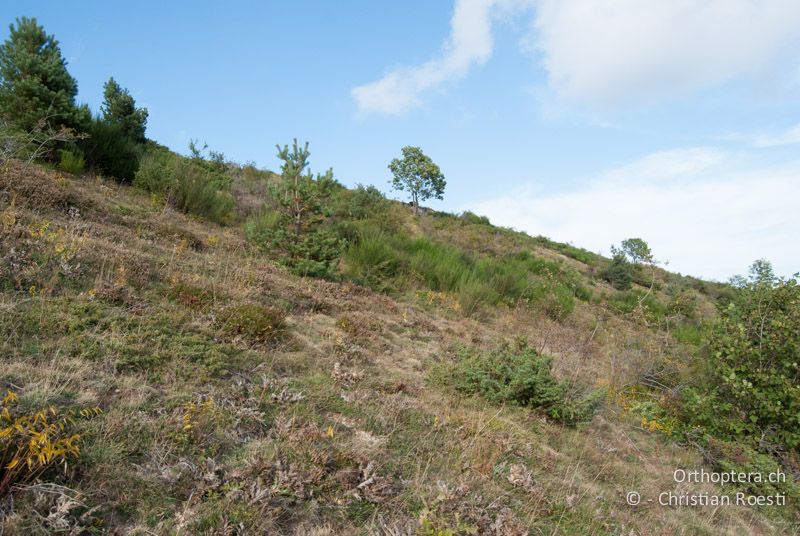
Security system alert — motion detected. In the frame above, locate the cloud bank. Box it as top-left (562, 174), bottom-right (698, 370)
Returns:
top-left (354, 0), bottom-right (800, 113)
top-left (469, 148), bottom-right (800, 281)
top-left (535, 0), bottom-right (800, 105)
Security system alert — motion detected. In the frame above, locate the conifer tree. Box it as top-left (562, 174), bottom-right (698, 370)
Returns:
top-left (0, 17), bottom-right (78, 131)
top-left (101, 77), bottom-right (148, 142)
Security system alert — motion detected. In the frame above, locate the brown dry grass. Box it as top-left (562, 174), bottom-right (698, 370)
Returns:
top-left (0, 163), bottom-right (795, 534)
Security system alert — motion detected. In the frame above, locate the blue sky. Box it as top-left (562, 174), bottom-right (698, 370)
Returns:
top-left (2, 0), bottom-right (799, 281)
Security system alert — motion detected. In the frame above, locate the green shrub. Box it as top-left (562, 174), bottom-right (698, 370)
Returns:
top-left (216, 303), bottom-right (286, 344)
top-left (342, 226), bottom-right (402, 290)
top-left (672, 323), bottom-right (703, 346)
top-left (132, 148), bottom-right (171, 193)
top-left (285, 228), bottom-right (344, 279)
top-left (666, 289), bottom-right (698, 319)
top-left (134, 148), bottom-right (235, 224)
top-left (602, 253), bottom-right (633, 290)
top-left (169, 160), bottom-right (235, 224)
top-left (407, 238), bottom-right (473, 291)
top-left (456, 274), bottom-right (498, 316)
top-left (532, 236), bottom-right (598, 266)
top-left (446, 345), bottom-right (605, 425)
top-left (342, 229), bottom-right (578, 319)
top-left (80, 117), bottom-right (141, 182)
top-left (347, 184), bottom-right (388, 219)
top-left (689, 276), bottom-right (800, 450)
top-left (57, 148), bottom-right (84, 174)
top-left (607, 289), bottom-right (666, 323)
top-left (573, 283), bottom-right (592, 302)
top-left (460, 210), bottom-right (490, 225)
top-left (709, 440), bottom-right (800, 501)
top-left (244, 208), bottom-right (282, 245)
top-left (537, 283), bottom-right (576, 321)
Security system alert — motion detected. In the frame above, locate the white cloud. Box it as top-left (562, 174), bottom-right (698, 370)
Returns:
top-left (469, 148), bottom-right (800, 281)
top-left (355, 1), bottom-right (800, 113)
top-left (352, 0), bottom-right (532, 115)
top-left (718, 123), bottom-right (800, 148)
top-left (534, 0), bottom-right (800, 105)
top-left (752, 123), bottom-right (800, 147)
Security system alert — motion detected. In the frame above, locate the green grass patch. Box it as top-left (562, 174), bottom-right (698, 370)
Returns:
top-left (344, 224), bottom-right (581, 319)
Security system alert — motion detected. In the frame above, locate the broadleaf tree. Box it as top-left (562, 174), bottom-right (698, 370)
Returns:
top-left (619, 238), bottom-right (653, 265)
top-left (388, 146), bottom-right (445, 215)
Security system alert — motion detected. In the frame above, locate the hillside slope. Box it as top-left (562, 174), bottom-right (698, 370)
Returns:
top-left (0, 161), bottom-right (796, 535)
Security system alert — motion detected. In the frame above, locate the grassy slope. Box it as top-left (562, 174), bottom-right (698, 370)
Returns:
top-left (0, 161), bottom-right (795, 534)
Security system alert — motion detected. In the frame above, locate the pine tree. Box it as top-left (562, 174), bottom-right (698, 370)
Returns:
top-left (101, 77), bottom-right (148, 142)
top-left (257, 139), bottom-right (343, 278)
top-left (0, 17), bottom-right (78, 131)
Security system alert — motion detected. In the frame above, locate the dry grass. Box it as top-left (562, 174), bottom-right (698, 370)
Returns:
top-left (0, 163), bottom-right (795, 534)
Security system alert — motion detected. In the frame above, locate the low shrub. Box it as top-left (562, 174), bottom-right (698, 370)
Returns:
top-left (167, 280), bottom-right (214, 310)
top-left (444, 345), bottom-right (605, 426)
top-left (672, 323), bottom-right (703, 346)
top-left (573, 283), bottom-right (593, 302)
top-left (341, 226), bottom-right (402, 291)
top-left (346, 184), bottom-right (389, 219)
top-left (132, 147), bottom-right (170, 193)
top-left (169, 160), bottom-right (235, 224)
top-left (460, 210), bottom-right (490, 225)
top-left (456, 274), bottom-right (498, 316)
top-left (602, 253), bottom-right (633, 290)
top-left (533, 236), bottom-right (598, 266)
top-left (57, 148), bottom-right (84, 174)
top-left (246, 209), bottom-right (344, 279)
top-left (243, 208), bottom-right (281, 244)
top-left (216, 303), bottom-right (286, 344)
top-left (79, 117), bottom-right (141, 182)
top-left (135, 148), bottom-right (235, 224)
top-left (607, 290), bottom-right (667, 323)
top-left (0, 390), bottom-right (101, 498)
top-left (536, 283), bottom-right (576, 321)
